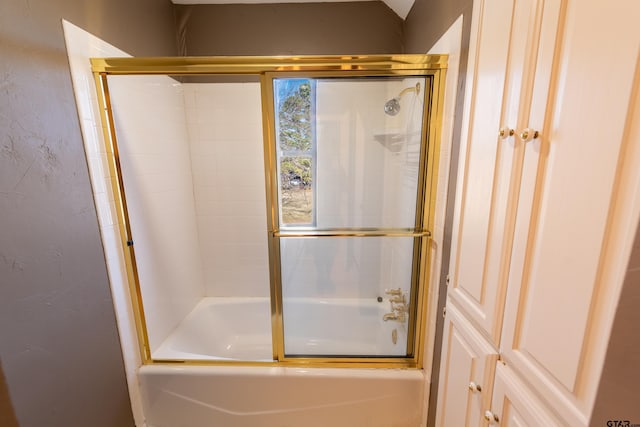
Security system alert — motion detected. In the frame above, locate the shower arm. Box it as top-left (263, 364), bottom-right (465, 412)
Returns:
top-left (395, 82), bottom-right (421, 100)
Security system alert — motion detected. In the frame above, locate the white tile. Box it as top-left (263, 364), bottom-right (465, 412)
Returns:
top-left (81, 120), bottom-right (105, 155)
top-left (86, 164), bottom-right (110, 197)
top-left (101, 224), bottom-right (124, 261)
top-left (95, 191), bottom-right (119, 227)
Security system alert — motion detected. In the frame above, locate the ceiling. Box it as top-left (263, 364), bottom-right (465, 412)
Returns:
top-left (171, 0), bottom-right (415, 20)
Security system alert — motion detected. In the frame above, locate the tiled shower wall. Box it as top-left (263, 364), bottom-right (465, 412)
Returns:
top-left (280, 79), bottom-right (418, 299)
top-left (183, 80), bottom-right (422, 300)
top-left (183, 83), bottom-right (270, 297)
top-left (315, 79), bottom-right (418, 229)
top-left (107, 76), bottom-right (206, 351)
top-left (380, 77), bottom-right (426, 296)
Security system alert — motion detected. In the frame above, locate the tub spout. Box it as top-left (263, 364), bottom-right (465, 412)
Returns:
top-left (383, 313), bottom-right (397, 321)
top-left (383, 312), bottom-right (406, 322)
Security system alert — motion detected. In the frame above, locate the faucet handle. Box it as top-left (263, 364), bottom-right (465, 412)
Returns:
top-left (389, 294), bottom-right (406, 304)
top-left (393, 301), bottom-right (409, 314)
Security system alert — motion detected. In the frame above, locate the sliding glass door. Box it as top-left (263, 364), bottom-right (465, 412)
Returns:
top-left (269, 76), bottom-right (432, 358)
top-left (92, 55), bottom-right (445, 367)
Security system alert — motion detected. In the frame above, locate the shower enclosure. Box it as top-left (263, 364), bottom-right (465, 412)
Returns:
top-left (92, 55), bottom-right (446, 367)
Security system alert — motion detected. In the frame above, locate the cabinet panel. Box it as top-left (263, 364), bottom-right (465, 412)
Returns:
top-left (435, 302), bottom-right (499, 427)
top-left (448, 0), bottom-right (537, 344)
top-left (490, 363), bottom-right (563, 426)
top-left (501, 0), bottom-right (640, 423)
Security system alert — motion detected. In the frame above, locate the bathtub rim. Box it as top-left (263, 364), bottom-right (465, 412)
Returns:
top-left (138, 363), bottom-right (426, 379)
top-left (148, 356), bottom-right (421, 369)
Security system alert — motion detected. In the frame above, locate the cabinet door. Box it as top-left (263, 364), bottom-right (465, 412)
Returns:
top-left (488, 363), bottom-right (563, 426)
top-left (501, 0), bottom-right (640, 424)
top-left (448, 0), bottom-right (538, 345)
top-left (435, 302), bottom-right (499, 427)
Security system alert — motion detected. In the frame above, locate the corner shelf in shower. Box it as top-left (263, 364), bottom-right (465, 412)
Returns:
top-left (373, 130), bottom-right (406, 153)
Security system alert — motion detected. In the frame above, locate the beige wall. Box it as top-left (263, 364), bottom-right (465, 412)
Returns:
top-left (175, 2), bottom-right (403, 56)
top-left (0, 0), bottom-right (177, 426)
top-left (402, 1), bottom-right (472, 426)
top-left (590, 224), bottom-right (640, 426)
top-left (403, 0), bottom-right (471, 54)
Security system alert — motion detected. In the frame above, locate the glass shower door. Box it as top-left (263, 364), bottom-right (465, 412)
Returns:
top-left (272, 76), bottom-right (429, 358)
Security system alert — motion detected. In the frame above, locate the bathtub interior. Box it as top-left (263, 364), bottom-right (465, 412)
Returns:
top-left (106, 74), bottom-right (426, 362)
top-left (152, 297), bottom-right (409, 361)
top-left (152, 298), bottom-right (273, 361)
top-left (283, 298), bottom-right (409, 356)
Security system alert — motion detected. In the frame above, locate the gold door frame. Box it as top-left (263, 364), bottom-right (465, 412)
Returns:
top-left (91, 55), bottom-right (446, 369)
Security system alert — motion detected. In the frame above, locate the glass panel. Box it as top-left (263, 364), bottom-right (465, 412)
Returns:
top-left (107, 75), bottom-right (272, 361)
top-left (280, 237), bottom-right (415, 356)
top-left (274, 76), bottom-right (427, 229)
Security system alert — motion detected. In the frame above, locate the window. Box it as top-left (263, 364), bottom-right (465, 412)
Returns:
top-left (274, 79), bottom-right (316, 226)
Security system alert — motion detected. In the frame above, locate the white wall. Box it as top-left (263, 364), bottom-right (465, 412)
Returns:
top-left (280, 237), bottom-right (415, 299)
top-left (315, 79), bottom-right (420, 229)
top-left (183, 83), bottom-right (270, 297)
top-left (381, 77), bottom-right (426, 297)
top-left (107, 75), bottom-right (206, 352)
top-left (381, 77), bottom-right (425, 227)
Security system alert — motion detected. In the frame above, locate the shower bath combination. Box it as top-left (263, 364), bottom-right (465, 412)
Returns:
top-left (384, 82), bottom-right (421, 116)
top-left (91, 56), bottom-right (445, 370)
top-left (86, 54), bottom-right (446, 427)
top-left (91, 55), bottom-right (445, 370)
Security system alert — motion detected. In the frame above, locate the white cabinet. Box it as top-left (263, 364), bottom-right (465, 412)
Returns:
top-left (438, 0), bottom-right (640, 425)
top-left (447, 0), bottom-right (547, 346)
top-left (435, 302), bottom-right (499, 427)
top-left (488, 363), bottom-right (563, 426)
top-left (500, 0), bottom-right (640, 424)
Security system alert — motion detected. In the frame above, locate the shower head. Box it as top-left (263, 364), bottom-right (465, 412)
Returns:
top-left (383, 82), bottom-right (421, 116)
top-left (384, 98), bottom-right (401, 116)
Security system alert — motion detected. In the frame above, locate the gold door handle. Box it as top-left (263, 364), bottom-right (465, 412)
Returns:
top-left (468, 381), bottom-right (482, 393)
top-left (484, 410), bottom-right (499, 424)
top-left (519, 128), bottom-right (539, 142)
top-left (499, 127), bottom-right (514, 139)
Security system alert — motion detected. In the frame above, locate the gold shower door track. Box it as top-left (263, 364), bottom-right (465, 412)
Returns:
top-left (91, 55), bottom-right (447, 369)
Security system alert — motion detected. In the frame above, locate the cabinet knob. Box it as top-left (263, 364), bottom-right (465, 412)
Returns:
top-left (484, 410), bottom-right (499, 424)
top-left (499, 127), bottom-right (514, 139)
top-left (468, 381), bottom-right (482, 393)
top-left (519, 128), bottom-right (539, 142)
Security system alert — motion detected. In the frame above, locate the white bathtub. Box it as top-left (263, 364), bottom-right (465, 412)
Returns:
top-left (140, 365), bottom-right (425, 427)
top-left (143, 297), bottom-right (424, 427)
top-left (153, 297), bottom-right (408, 361)
top-left (153, 297), bottom-right (273, 361)
top-left (283, 297), bottom-right (408, 356)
